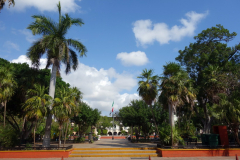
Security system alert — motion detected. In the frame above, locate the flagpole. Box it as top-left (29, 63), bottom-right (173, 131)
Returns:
top-left (112, 112), bottom-right (114, 140)
top-left (111, 101), bottom-right (114, 140)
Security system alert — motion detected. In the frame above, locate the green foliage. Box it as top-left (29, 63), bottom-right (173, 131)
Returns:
top-left (96, 116), bottom-right (112, 130)
top-left (0, 125), bottom-right (19, 148)
top-left (137, 69), bottom-right (159, 105)
top-left (175, 24), bottom-right (240, 133)
top-left (74, 137), bottom-right (85, 143)
top-left (172, 127), bottom-right (185, 145)
top-left (102, 129), bottom-right (108, 135)
top-left (51, 121), bottom-right (60, 138)
top-left (97, 129), bottom-right (101, 135)
top-left (72, 102), bottom-right (101, 136)
top-left (119, 100), bottom-right (168, 141)
top-left (213, 92), bottom-right (240, 145)
top-left (89, 139), bottom-right (94, 143)
top-left (121, 130), bottom-right (127, 135)
top-left (27, 1), bottom-right (87, 74)
top-left (23, 84), bottom-right (51, 122)
top-left (158, 123), bottom-right (171, 145)
top-left (25, 143), bottom-right (33, 150)
top-left (36, 121), bottom-right (46, 136)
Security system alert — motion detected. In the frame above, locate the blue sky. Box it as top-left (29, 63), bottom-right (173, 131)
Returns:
top-left (0, 0), bottom-right (240, 115)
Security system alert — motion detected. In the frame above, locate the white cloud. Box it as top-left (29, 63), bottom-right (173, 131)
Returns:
top-left (11, 55), bottom-right (140, 115)
top-left (133, 11), bottom-right (208, 46)
top-left (11, 55), bottom-right (47, 69)
top-left (4, 41), bottom-right (20, 51)
top-left (61, 63), bottom-right (140, 115)
top-left (19, 29), bottom-right (36, 43)
top-left (116, 51), bottom-right (149, 66)
top-left (0, 21), bottom-right (5, 30)
top-left (12, 0), bottom-right (81, 13)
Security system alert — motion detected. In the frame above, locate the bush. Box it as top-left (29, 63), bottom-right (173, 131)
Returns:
top-left (172, 127), bottom-right (185, 146)
top-left (97, 129), bottom-right (101, 135)
top-left (121, 130), bottom-right (128, 135)
top-left (25, 143), bottom-right (33, 150)
top-left (102, 129), bottom-right (107, 135)
top-left (158, 123), bottom-right (171, 145)
top-left (0, 125), bottom-right (19, 148)
top-left (74, 137), bottom-right (85, 143)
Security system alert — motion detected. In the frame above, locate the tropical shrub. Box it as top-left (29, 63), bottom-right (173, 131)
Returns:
top-left (102, 129), bottom-right (108, 135)
top-left (0, 125), bottom-right (19, 148)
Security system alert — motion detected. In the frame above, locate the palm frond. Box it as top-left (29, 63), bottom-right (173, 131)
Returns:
top-left (67, 39), bottom-right (87, 57)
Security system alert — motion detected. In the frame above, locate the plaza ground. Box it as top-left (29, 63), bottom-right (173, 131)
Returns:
top-left (0, 157), bottom-right (237, 160)
top-left (1, 138), bottom-right (238, 159)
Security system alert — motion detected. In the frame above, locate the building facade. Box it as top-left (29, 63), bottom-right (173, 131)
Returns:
top-left (106, 124), bottom-right (129, 135)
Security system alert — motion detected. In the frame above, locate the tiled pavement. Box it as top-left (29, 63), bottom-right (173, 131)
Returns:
top-left (0, 157), bottom-right (237, 160)
top-left (72, 138), bottom-right (157, 148)
top-left (1, 138), bottom-right (238, 159)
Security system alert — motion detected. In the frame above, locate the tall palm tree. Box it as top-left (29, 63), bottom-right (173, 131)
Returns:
top-left (0, 64), bottom-right (17, 127)
top-left (53, 87), bottom-right (76, 147)
top-left (159, 62), bottom-right (195, 145)
top-left (137, 69), bottom-right (160, 137)
top-left (27, 1), bottom-right (87, 147)
top-left (23, 84), bottom-right (51, 147)
top-left (0, 0), bottom-right (14, 11)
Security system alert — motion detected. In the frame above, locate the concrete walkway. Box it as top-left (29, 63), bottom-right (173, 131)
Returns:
top-left (2, 139), bottom-right (237, 159)
top-left (72, 139), bottom-right (157, 148)
top-left (0, 157), bottom-right (237, 160)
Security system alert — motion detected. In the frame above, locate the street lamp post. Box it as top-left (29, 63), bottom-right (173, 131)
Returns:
top-left (120, 122), bottom-right (122, 135)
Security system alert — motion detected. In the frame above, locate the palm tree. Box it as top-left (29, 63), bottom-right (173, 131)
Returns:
top-left (27, 1), bottom-right (87, 147)
top-left (53, 87), bottom-right (76, 147)
top-left (0, 64), bottom-right (17, 127)
top-left (0, 0), bottom-right (14, 11)
top-left (137, 69), bottom-right (160, 137)
top-left (214, 93), bottom-right (240, 145)
top-left (23, 84), bottom-right (51, 147)
top-left (63, 87), bottom-right (82, 146)
top-left (159, 62), bottom-right (195, 145)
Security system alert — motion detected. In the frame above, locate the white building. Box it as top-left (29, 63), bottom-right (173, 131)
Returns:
top-left (106, 124), bottom-right (129, 135)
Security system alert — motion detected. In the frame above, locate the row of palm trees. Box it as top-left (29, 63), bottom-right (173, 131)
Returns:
top-left (137, 63), bottom-right (196, 145)
top-left (23, 84), bottom-right (82, 147)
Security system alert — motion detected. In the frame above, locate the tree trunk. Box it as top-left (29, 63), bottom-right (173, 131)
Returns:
top-left (78, 124), bottom-right (81, 138)
top-left (34, 123), bottom-right (36, 148)
top-left (168, 103), bottom-right (174, 146)
top-left (135, 127), bottom-right (139, 142)
top-left (58, 126), bottom-right (61, 148)
top-left (232, 123), bottom-right (240, 146)
top-left (3, 101), bottom-right (6, 127)
top-left (131, 125), bottom-right (133, 140)
top-left (64, 121), bottom-right (69, 147)
top-left (203, 104), bottom-right (211, 134)
top-left (22, 122), bottom-right (34, 140)
top-left (42, 63), bottom-right (57, 147)
top-left (149, 104), bottom-right (160, 139)
top-left (19, 117), bottom-right (26, 145)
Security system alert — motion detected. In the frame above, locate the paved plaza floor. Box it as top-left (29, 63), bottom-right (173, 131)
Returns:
top-left (0, 157), bottom-right (237, 160)
top-left (72, 138), bottom-right (157, 148)
top-left (1, 139), bottom-right (238, 159)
